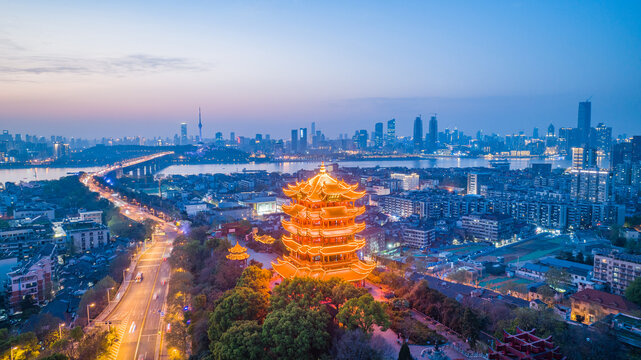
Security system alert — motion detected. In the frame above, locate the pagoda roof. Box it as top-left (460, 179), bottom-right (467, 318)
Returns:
top-left (281, 236), bottom-right (367, 256)
top-left (282, 220), bottom-right (366, 237)
top-left (228, 241), bottom-right (248, 254)
top-left (282, 163), bottom-right (365, 202)
top-left (282, 204), bottom-right (365, 220)
top-left (226, 241), bottom-right (250, 261)
top-left (227, 252), bottom-right (250, 261)
top-left (272, 256), bottom-right (376, 282)
top-left (254, 234), bottom-right (275, 244)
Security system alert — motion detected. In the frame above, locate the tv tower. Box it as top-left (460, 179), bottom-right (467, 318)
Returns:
top-left (198, 107), bottom-right (203, 142)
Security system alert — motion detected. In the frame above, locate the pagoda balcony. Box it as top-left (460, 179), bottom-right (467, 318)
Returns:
top-left (282, 220), bottom-right (366, 237)
top-left (282, 236), bottom-right (366, 256)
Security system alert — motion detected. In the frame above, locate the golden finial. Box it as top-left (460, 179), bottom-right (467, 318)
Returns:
top-left (319, 161), bottom-right (326, 173)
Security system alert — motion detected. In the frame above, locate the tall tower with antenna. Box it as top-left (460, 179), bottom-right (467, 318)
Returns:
top-left (198, 107), bottom-right (203, 142)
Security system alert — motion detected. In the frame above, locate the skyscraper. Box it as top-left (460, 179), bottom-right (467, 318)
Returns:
top-left (595, 123), bottom-right (612, 153)
top-left (374, 122), bottom-right (384, 148)
top-left (299, 128), bottom-right (308, 151)
top-left (356, 130), bottom-right (368, 149)
top-left (180, 122), bottom-right (188, 145)
top-left (533, 127), bottom-right (539, 139)
top-left (198, 107), bottom-right (203, 142)
top-left (413, 116), bottom-right (423, 151)
top-left (547, 123), bottom-right (555, 136)
top-left (578, 100), bottom-right (591, 146)
top-left (291, 129), bottom-right (298, 152)
top-left (230, 132), bottom-right (235, 142)
top-left (428, 115), bottom-right (438, 150)
top-left (386, 119), bottom-right (396, 143)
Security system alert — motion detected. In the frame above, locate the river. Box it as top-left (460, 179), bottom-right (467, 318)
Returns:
top-left (0, 158), bottom-right (571, 184)
top-left (158, 158), bottom-right (571, 176)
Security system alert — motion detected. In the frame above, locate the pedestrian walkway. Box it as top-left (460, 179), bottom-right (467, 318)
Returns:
top-left (107, 312), bottom-right (130, 360)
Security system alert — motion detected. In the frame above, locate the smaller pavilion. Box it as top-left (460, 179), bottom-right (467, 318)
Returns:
top-left (226, 241), bottom-right (250, 266)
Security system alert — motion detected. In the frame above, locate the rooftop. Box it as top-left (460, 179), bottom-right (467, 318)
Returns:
top-left (571, 289), bottom-right (640, 313)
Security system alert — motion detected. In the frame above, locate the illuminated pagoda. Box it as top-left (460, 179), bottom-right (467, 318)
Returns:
top-left (226, 241), bottom-right (250, 266)
top-left (272, 163), bottom-right (375, 283)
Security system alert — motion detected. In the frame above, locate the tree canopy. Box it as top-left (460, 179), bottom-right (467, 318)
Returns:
top-left (262, 303), bottom-right (332, 360)
top-left (336, 294), bottom-right (389, 334)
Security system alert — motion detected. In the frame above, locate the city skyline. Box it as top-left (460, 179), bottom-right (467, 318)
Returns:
top-left (1, 1), bottom-right (640, 138)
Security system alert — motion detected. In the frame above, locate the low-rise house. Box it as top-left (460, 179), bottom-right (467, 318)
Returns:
top-left (61, 221), bottom-right (110, 252)
top-left (13, 203), bottom-right (55, 220)
top-left (570, 288), bottom-right (640, 325)
top-left (611, 313), bottom-right (641, 349)
top-left (402, 226), bottom-right (435, 250)
top-left (461, 213), bottom-right (514, 242)
top-left (7, 246), bottom-right (54, 311)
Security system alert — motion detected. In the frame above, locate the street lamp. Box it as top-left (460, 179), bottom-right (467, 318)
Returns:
top-left (107, 287), bottom-right (114, 303)
top-left (58, 323), bottom-right (65, 339)
top-left (86, 303), bottom-right (95, 326)
top-left (123, 267), bottom-right (130, 282)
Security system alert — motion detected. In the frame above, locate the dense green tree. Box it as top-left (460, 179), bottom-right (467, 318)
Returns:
top-left (398, 342), bottom-right (412, 360)
top-left (446, 269), bottom-right (469, 284)
top-left (208, 287), bottom-right (269, 339)
top-left (262, 303), bottom-right (332, 360)
top-left (461, 307), bottom-right (482, 347)
top-left (331, 329), bottom-right (387, 360)
top-left (626, 277), bottom-right (641, 306)
top-left (70, 327), bottom-right (84, 342)
top-left (331, 281), bottom-right (368, 308)
top-left (545, 267), bottom-right (571, 290)
top-left (236, 265), bottom-right (272, 294)
top-left (337, 294), bottom-right (389, 334)
top-left (270, 277), bottom-right (333, 311)
top-left (76, 329), bottom-right (111, 360)
top-left (211, 320), bottom-right (264, 360)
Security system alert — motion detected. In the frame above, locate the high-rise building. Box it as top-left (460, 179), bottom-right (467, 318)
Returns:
top-left (299, 128), bottom-right (308, 151)
top-left (198, 107), bottom-right (203, 141)
top-left (374, 122), bottom-right (384, 148)
top-left (215, 132), bottom-right (223, 141)
top-left (593, 249), bottom-right (641, 295)
top-left (428, 115), bottom-right (438, 150)
top-left (570, 168), bottom-right (613, 203)
top-left (180, 123), bottom-right (188, 145)
top-left (230, 132), bottom-right (235, 142)
top-left (356, 130), bottom-right (368, 149)
top-left (311, 122), bottom-right (316, 136)
top-left (291, 129), bottom-right (298, 152)
top-left (391, 173), bottom-right (420, 191)
top-left (386, 119), bottom-right (396, 143)
top-left (578, 100), bottom-right (591, 146)
top-left (533, 127), bottom-right (539, 139)
top-left (467, 173), bottom-right (479, 195)
top-left (572, 147), bottom-right (597, 170)
top-left (413, 116), bottom-right (423, 151)
top-left (594, 123), bottom-right (612, 153)
top-left (547, 123), bottom-right (555, 137)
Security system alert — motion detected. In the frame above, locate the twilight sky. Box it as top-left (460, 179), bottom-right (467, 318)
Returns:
top-left (0, 1), bottom-right (640, 139)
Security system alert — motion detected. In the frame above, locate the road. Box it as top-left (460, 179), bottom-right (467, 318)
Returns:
top-left (105, 229), bottom-right (173, 360)
top-left (81, 155), bottom-right (177, 360)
